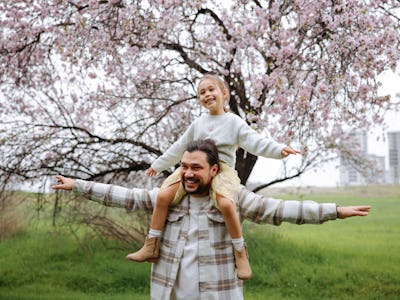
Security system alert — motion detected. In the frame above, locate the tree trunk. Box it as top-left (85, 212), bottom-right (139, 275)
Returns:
top-left (235, 148), bottom-right (257, 185)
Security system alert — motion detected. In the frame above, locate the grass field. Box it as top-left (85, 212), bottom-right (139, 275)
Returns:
top-left (245, 185), bottom-right (400, 299)
top-left (0, 185), bottom-right (399, 299)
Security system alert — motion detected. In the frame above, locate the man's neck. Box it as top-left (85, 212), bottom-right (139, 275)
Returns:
top-left (190, 193), bottom-right (209, 198)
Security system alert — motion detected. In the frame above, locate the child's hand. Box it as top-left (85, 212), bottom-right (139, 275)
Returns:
top-left (146, 167), bottom-right (157, 177)
top-left (281, 147), bottom-right (301, 157)
top-left (52, 175), bottom-right (75, 190)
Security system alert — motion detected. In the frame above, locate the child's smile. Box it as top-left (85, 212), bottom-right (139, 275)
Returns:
top-left (198, 78), bottom-right (227, 115)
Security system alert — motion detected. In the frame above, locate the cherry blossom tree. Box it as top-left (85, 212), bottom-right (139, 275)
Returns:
top-left (1, 0), bottom-right (399, 192)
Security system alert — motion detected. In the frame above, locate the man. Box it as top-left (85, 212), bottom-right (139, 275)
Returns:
top-left (52, 139), bottom-right (371, 300)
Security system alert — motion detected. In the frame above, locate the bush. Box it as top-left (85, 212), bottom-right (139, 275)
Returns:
top-left (0, 191), bottom-right (30, 241)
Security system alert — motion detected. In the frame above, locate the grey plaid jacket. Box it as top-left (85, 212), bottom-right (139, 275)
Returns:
top-left (74, 180), bottom-right (338, 300)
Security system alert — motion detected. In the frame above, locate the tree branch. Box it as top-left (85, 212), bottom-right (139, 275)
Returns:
top-left (252, 170), bottom-right (303, 193)
top-left (162, 42), bottom-right (209, 74)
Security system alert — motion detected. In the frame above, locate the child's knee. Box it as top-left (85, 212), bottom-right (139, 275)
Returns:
top-left (217, 196), bottom-right (235, 213)
top-left (156, 189), bottom-right (174, 208)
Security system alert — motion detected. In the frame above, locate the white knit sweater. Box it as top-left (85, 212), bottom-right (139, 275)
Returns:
top-left (152, 112), bottom-right (285, 172)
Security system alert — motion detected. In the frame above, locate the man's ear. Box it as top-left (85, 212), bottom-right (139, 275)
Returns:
top-left (210, 164), bottom-right (219, 177)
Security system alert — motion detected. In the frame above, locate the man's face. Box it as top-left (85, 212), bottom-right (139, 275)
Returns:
top-left (180, 150), bottom-right (218, 197)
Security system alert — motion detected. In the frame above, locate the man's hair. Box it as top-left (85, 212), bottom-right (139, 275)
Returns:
top-left (185, 139), bottom-right (220, 169)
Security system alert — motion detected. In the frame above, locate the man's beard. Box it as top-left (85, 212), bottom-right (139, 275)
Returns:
top-left (182, 176), bottom-right (210, 195)
top-left (185, 182), bottom-right (209, 195)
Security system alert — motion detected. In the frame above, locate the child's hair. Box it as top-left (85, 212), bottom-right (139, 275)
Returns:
top-left (198, 74), bottom-right (230, 111)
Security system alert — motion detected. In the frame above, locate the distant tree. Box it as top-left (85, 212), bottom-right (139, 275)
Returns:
top-left (1, 0), bottom-right (399, 192)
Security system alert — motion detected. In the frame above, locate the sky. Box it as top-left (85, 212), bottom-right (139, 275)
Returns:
top-left (249, 70), bottom-right (400, 188)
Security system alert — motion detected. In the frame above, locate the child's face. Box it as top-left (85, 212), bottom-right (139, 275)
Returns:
top-left (198, 78), bottom-right (227, 115)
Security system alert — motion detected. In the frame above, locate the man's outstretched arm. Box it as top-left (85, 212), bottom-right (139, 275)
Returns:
top-left (237, 187), bottom-right (372, 225)
top-left (52, 175), bottom-right (157, 212)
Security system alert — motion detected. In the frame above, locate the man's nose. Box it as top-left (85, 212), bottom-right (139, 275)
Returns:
top-left (185, 169), bottom-right (194, 177)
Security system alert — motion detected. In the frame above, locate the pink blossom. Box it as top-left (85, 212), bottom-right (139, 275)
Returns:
top-left (317, 83), bottom-right (329, 94)
top-left (0, 0), bottom-right (398, 188)
top-left (358, 84), bottom-right (370, 96)
top-left (108, 0), bottom-right (120, 4)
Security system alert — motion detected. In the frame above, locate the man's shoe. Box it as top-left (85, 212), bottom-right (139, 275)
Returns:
top-left (233, 243), bottom-right (253, 280)
top-left (126, 236), bottom-right (160, 263)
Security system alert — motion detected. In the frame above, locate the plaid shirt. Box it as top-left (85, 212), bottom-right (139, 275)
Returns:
top-left (74, 180), bottom-right (338, 300)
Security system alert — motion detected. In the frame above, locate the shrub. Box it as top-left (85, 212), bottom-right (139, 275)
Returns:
top-left (0, 191), bottom-right (30, 240)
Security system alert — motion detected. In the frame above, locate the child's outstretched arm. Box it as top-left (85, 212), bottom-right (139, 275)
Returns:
top-left (148, 122), bottom-right (196, 176)
top-left (281, 146), bottom-right (301, 157)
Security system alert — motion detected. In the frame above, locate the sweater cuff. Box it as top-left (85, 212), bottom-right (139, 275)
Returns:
top-left (73, 179), bottom-right (86, 194)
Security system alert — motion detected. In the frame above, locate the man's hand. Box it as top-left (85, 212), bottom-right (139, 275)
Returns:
top-left (52, 175), bottom-right (75, 190)
top-left (336, 206), bottom-right (372, 219)
top-left (281, 147), bottom-right (301, 157)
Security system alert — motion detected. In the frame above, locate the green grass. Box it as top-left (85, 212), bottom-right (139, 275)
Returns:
top-left (0, 226), bottom-right (150, 299)
top-left (243, 185), bottom-right (400, 299)
top-left (0, 185), bottom-right (399, 299)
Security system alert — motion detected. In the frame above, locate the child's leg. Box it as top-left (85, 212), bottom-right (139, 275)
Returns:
top-left (216, 194), bottom-right (243, 246)
top-left (126, 182), bottom-right (180, 263)
top-left (216, 193), bottom-right (252, 280)
top-left (150, 182), bottom-right (180, 231)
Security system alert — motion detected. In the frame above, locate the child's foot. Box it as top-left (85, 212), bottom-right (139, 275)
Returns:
top-left (233, 243), bottom-right (253, 280)
top-left (126, 236), bottom-right (160, 263)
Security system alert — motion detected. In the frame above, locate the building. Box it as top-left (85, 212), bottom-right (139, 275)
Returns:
top-left (388, 131), bottom-right (400, 184)
top-left (339, 130), bottom-right (388, 186)
top-left (366, 154), bottom-right (387, 184)
top-left (339, 130), bottom-right (368, 186)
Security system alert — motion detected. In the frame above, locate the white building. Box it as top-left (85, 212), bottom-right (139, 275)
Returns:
top-left (339, 130), bottom-right (368, 186)
top-left (388, 131), bottom-right (400, 184)
top-left (339, 130), bottom-right (388, 186)
top-left (366, 154), bottom-right (387, 184)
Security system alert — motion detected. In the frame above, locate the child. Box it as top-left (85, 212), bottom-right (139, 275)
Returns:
top-left (127, 74), bottom-right (299, 280)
